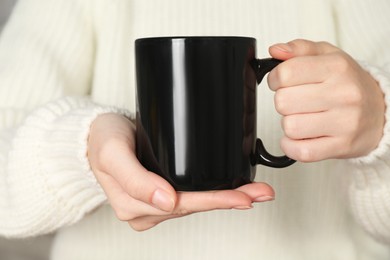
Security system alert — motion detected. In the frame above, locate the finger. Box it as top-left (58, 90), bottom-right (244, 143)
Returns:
top-left (269, 39), bottom-right (338, 60)
top-left (89, 115), bottom-right (177, 212)
top-left (274, 83), bottom-right (332, 115)
top-left (95, 170), bottom-right (170, 221)
top-left (280, 136), bottom-right (346, 162)
top-left (282, 110), bottom-right (343, 140)
top-left (235, 182), bottom-right (275, 202)
top-left (128, 188), bottom-right (261, 231)
top-left (282, 107), bottom-right (358, 140)
top-left (128, 214), bottom-right (181, 232)
top-left (268, 55), bottom-right (333, 91)
top-left (173, 189), bottom-right (254, 213)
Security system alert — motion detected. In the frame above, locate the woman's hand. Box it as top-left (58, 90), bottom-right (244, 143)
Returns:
top-left (268, 39), bottom-right (385, 162)
top-left (87, 113), bottom-right (274, 231)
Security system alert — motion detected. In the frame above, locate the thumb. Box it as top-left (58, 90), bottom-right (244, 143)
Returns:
top-left (121, 153), bottom-right (178, 212)
top-left (88, 113), bottom-right (177, 213)
top-left (269, 39), bottom-right (338, 60)
top-left (97, 143), bottom-right (177, 212)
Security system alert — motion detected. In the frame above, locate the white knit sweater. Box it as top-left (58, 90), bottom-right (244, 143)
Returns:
top-left (1, 0), bottom-right (390, 259)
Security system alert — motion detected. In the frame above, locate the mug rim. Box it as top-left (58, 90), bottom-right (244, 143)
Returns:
top-left (135, 36), bottom-right (256, 44)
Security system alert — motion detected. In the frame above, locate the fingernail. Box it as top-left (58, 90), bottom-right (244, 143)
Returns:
top-left (233, 205), bottom-right (253, 210)
top-left (152, 189), bottom-right (175, 212)
top-left (254, 195), bottom-right (275, 202)
top-left (273, 43), bottom-right (292, 53)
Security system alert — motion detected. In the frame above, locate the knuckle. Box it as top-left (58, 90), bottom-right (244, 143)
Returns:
top-left (128, 221), bottom-right (147, 232)
top-left (274, 90), bottom-right (289, 115)
top-left (343, 86), bottom-right (364, 107)
top-left (124, 183), bottom-right (150, 205)
top-left (318, 41), bottom-right (337, 52)
top-left (273, 64), bottom-right (292, 87)
top-left (122, 174), bottom-right (140, 196)
top-left (282, 116), bottom-right (299, 139)
top-left (128, 221), bottom-right (142, 231)
top-left (121, 170), bottom-right (153, 202)
top-left (96, 137), bottom-right (125, 170)
top-left (289, 39), bottom-right (311, 49)
top-left (280, 137), bottom-right (324, 162)
top-left (115, 211), bottom-right (129, 222)
top-left (330, 52), bottom-right (350, 73)
top-left (295, 145), bottom-right (317, 162)
top-left (111, 202), bottom-right (138, 221)
top-left (128, 219), bottom-right (158, 232)
top-left (333, 82), bottom-right (364, 109)
top-left (113, 204), bottom-right (136, 222)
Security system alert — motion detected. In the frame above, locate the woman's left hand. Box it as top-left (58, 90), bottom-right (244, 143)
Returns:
top-left (268, 39), bottom-right (385, 162)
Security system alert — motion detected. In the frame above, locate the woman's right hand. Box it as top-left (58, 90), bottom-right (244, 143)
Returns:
top-left (87, 113), bottom-right (275, 231)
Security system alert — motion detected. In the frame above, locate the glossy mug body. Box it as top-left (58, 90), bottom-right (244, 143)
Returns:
top-left (135, 36), bottom-right (294, 191)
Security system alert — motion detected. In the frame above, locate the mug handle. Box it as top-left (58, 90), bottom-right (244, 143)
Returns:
top-left (250, 58), bottom-right (296, 168)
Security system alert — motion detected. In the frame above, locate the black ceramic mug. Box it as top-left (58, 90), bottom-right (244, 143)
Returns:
top-left (135, 36), bottom-right (295, 191)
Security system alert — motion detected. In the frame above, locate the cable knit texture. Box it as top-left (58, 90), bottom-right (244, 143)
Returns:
top-left (1, 0), bottom-right (390, 259)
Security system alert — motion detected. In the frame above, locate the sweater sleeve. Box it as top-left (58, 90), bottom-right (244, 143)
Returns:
top-left (333, 0), bottom-right (390, 243)
top-left (0, 0), bottom-right (124, 237)
top-left (0, 98), bottom-right (129, 238)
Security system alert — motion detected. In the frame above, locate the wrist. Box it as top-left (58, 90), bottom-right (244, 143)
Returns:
top-left (348, 62), bottom-right (390, 165)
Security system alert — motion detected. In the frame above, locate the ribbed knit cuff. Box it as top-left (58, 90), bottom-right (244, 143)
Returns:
top-left (3, 97), bottom-right (132, 237)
